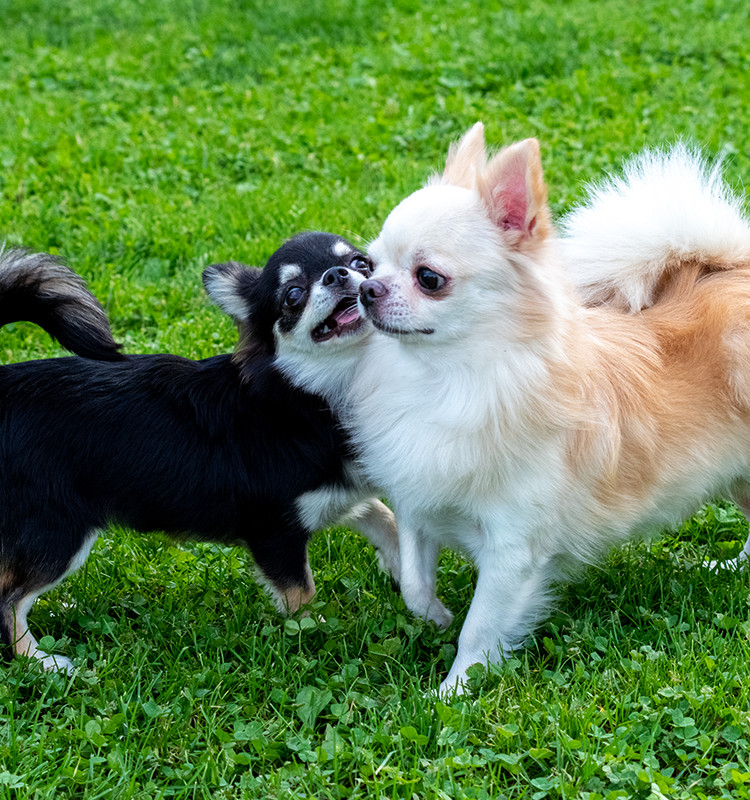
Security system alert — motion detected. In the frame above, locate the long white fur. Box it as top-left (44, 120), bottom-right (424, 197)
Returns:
top-left (350, 132), bottom-right (750, 696)
top-left (276, 130), bottom-right (750, 697)
top-left (561, 144), bottom-right (750, 311)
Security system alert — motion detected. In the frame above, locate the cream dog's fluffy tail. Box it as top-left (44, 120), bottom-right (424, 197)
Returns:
top-left (561, 144), bottom-right (750, 312)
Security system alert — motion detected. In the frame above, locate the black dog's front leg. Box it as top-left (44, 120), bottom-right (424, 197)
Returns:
top-left (250, 528), bottom-right (315, 615)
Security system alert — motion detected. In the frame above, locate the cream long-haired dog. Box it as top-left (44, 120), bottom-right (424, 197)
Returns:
top-left (273, 123), bottom-right (750, 695)
top-left (342, 124), bottom-right (750, 695)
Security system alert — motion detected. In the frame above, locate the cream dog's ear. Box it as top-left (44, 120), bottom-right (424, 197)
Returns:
top-left (433, 121), bottom-right (487, 190)
top-left (477, 138), bottom-right (552, 251)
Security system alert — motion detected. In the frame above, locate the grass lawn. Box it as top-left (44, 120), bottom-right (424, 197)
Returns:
top-left (2, 0), bottom-right (750, 797)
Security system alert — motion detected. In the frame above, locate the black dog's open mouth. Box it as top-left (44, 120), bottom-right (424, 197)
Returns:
top-left (311, 297), bottom-right (365, 342)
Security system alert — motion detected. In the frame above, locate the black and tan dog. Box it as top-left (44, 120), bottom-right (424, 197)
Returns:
top-left (0, 235), bottom-right (398, 671)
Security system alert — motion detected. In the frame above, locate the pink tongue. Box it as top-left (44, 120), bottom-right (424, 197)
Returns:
top-left (335, 306), bottom-right (360, 325)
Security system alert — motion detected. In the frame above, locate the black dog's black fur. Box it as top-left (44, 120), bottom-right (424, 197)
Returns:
top-left (0, 236), bottom-right (396, 671)
top-left (1, 354), bottom-right (348, 586)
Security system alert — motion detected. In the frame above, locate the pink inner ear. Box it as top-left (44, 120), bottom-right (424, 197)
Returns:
top-left (494, 169), bottom-right (528, 232)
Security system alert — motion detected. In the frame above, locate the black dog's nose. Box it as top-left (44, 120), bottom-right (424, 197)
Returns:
top-left (322, 267), bottom-right (349, 287)
top-left (359, 279), bottom-right (388, 307)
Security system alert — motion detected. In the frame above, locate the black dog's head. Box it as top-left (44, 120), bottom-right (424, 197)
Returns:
top-left (204, 232), bottom-right (374, 374)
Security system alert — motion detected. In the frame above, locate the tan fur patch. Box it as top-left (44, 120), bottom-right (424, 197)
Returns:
top-left (558, 265), bottom-right (750, 513)
top-left (0, 567), bottom-right (17, 595)
top-left (272, 559), bottom-right (316, 615)
top-left (278, 582), bottom-right (316, 615)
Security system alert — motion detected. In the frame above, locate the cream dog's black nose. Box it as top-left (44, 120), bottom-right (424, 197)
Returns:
top-left (360, 279), bottom-right (388, 307)
top-left (322, 267), bottom-right (349, 286)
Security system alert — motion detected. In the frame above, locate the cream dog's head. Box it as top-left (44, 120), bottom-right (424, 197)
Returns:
top-left (360, 123), bottom-right (556, 348)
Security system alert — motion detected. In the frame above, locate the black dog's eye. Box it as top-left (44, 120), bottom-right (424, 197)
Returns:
top-left (416, 267), bottom-right (446, 292)
top-left (350, 255), bottom-right (371, 274)
top-left (283, 287), bottom-right (305, 309)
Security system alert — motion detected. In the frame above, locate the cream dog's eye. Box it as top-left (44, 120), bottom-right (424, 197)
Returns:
top-left (416, 267), bottom-right (445, 292)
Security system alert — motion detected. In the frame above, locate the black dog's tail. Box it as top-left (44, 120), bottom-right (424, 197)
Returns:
top-left (0, 246), bottom-right (123, 361)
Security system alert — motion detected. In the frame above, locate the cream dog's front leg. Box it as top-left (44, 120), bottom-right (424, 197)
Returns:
top-left (397, 514), bottom-right (454, 629)
top-left (440, 534), bottom-right (552, 697)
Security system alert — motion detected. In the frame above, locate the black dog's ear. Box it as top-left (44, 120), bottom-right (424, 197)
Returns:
top-left (202, 262), bottom-right (261, 323)
top-left (203, 262), bottom-right (275, 364)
